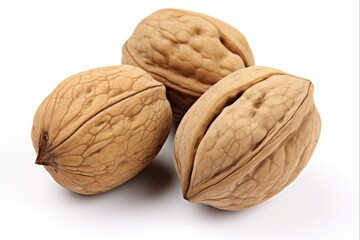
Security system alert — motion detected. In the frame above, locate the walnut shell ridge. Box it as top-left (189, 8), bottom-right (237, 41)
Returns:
top-left (122, 8), bottom-right (254, 123)
top-left (32, 65), bottom-right (172, 194)
top-left (173, 66), bottom-right (321, 211)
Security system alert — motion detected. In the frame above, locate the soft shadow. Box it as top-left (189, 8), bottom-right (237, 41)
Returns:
top-left (64, 156), bottom-right (175, 201)
top-left (170, 124), bottom-right (178, 138)
top-left (197, 204), bottom-right (237, 216)
top-left (194, 202), bottom-right (258, 219)
top-left (120, 157), bottom-right (175, 198)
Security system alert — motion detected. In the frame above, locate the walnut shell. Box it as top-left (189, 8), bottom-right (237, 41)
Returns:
top-left (173, 66), bottom-right (321, 211)
top-left (32, 65), bottom-right (172, 194)
top-left (122, 8), bottom-right (254, 123)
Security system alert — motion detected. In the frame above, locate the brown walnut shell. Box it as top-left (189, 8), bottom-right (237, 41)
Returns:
top-left (122, 8), bottom-right (254, 123)
top-left (173, 66), bottom-right (321, 211)
top-left (32, 65), bottom-right (172, 194)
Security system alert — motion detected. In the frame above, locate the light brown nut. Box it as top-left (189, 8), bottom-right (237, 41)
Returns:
top-left (173, 66), bottom-right (321, 211)
top-left (122, 8), bottom-right (254, 123)
top-left (32, 65), bottom-right (172, 195)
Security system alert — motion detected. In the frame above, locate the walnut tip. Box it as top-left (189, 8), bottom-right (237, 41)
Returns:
top-left (35, 151), bottom-right (58, 170)
top-left (35, 131), bottom-right (58, 169)
top-left (35, 154), bottom-right (47, 165)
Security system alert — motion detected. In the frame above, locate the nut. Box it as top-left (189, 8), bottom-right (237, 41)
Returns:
top-left (122, 8), bottom-right (254, 123)
top-left (32, 65), bottom-right (172, 194)
top-left (173, 66), bottom-right (321, 210)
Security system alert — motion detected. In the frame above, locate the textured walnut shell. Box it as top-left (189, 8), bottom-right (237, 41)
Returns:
top-left (32, 65), bottom-right (172, 194)
top-left (122, 8), bottom-right (254, 123)
top-left (173, 66), bottom-right (321, 211)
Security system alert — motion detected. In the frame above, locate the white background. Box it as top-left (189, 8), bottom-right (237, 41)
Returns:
top-left (0, 0), bottom-right (358, 239)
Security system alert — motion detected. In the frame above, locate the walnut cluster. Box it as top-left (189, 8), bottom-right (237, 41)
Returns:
top-left (32, 8), bottom-right (321, 211)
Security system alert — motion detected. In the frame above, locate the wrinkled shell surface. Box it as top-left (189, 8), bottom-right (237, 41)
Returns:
top-left (32, 65), bottom-right (172, 194)
top-left (174, 66), bottom-right (321, 211)
top-left (122, 8), bottom-right (254, 122)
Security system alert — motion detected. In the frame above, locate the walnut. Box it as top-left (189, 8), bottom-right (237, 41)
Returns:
top-left (173, 66), bottom-right (321, 210)
top-left (32, 65), bottom-right (172, 194)
top-left (122, 8), bottom-right (254, 123)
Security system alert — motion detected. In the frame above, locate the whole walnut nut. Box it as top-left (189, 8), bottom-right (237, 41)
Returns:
top-left (173, 66), bottom-right (321, 211)
top-left (122, 8), bottom-right (254, 123)
top-left (32, 65), bottom-right (172, 194)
